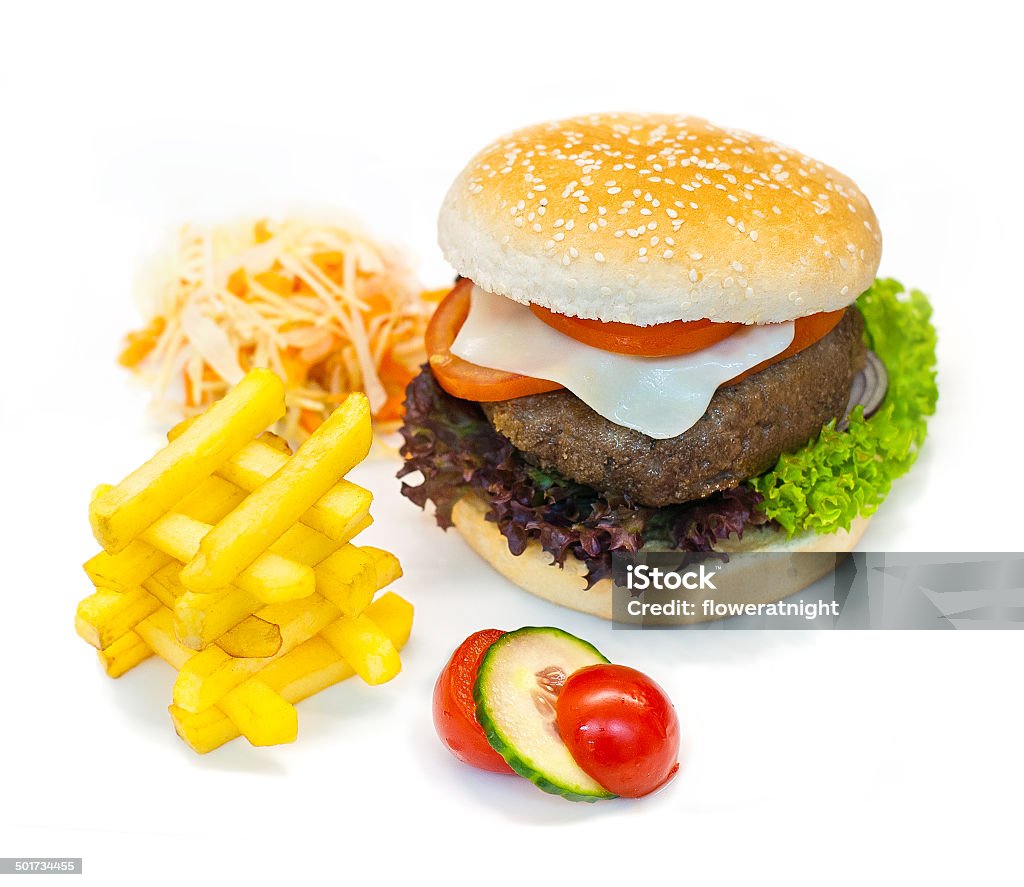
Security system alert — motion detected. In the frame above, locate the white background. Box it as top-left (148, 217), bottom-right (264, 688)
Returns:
top-left (2, 1), bottom-right (1022, 884)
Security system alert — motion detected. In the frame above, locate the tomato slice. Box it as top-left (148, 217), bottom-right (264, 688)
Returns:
top-left (530, 304), bottom-right (741, 357)
top-left (722, 307), bottom-right (845, 387)
top-left (432, 629), bottom-right (515, 774)
top-left (425, 280), bottom-right (847, 401)
top-left (555, 664), bottom-right (680, 798)
top-left (426, 279), bottom-right (562, 402)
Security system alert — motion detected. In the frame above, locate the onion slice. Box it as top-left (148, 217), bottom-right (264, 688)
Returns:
top-left (838, 350), bottom-right (888, 430)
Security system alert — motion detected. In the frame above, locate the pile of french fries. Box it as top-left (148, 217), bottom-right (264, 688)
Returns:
top-left (76, 368), bottom-right (413, 753)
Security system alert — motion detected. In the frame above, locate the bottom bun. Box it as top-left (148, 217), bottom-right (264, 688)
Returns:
top-left (451, 494), bottom-right (871, 624)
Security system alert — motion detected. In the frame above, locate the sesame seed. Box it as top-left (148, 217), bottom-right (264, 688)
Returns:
top-left (595, 251), bottom-right (606, 262)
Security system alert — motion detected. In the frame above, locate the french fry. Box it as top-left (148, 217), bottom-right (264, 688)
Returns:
top-left (257, 431), bottom-right (291, 454)
top-left (216, 616), bottom-right (282, 659)
top-left (257, 637), bottom-right (350, 704)
top-left (84, 542), bottom-right (171, 594)
top-left (141, 562), bottom-right (182, 609)
top-left (167, 425), bottom-right (374, 544)
top-left (320, 612), bottom-right (401, 685)
top-left (135, 608), bottom-right (192, 670)
top-left (143, 513), bottom-right (315, 604)
top-left (218, 680), bottom-right (297, 746)
top-left (358, 544), bottom-right (401, 602)
top-left (355, 591), bottom-right (414, 650)
top-left (171, 474), bottom-right (249, 522)
top-left (76, 587), bottom-right (161, 651)
top-left (89, 368), bottom-right (285, 552)
top-left (313, 545), bottom-right (375, 611)
top-left (313, 545), bottom-right (400, 614)
top-left (175, 588), bottom-right (262, 652)
top-left (97, 630), bottom-right (153, 678)
top-left (170, 704), bottom-right (239, 753)
top-left (172, 594), bottom-right (339, 712)
top-left (180, 393), bottom-right (371, 591)
top-left (169, 593), bottom-right (413, 753)
top-left (83, 475), bottom-right (248, 592)
top-left (273, 522), bottom-right (342, 566)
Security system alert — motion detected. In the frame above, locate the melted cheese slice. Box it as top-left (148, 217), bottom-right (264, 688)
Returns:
top-left (451, 285), bottom-right (795, 439)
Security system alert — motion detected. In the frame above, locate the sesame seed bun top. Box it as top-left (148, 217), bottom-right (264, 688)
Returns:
top-left (438, 112), bottom-right (882, 326)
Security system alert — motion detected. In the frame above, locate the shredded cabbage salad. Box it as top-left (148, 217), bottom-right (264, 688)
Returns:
top-left (120, 217), bottom-right (441, 440)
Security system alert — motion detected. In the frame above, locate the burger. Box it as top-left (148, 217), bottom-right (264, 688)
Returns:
top-left (398, 113), bottom-right (937, 620)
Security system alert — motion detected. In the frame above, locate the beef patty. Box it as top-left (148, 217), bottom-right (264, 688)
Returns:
top-left (482, 308), bottom-right (866, 507)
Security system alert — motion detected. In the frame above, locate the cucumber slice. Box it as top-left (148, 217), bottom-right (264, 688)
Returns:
top-left (474, 627), bottom-right (616, 802)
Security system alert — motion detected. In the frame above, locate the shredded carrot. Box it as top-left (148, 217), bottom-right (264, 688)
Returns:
top-left (118, 317), bottom-right (165, 368)
top-left (122, 216), bottom-right (434, 440)
top-left (299, 409), bottom-right (324, 435)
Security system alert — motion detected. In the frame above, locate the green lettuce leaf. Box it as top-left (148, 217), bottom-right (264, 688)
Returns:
top-left (749, 278), bottom-right (938, 535)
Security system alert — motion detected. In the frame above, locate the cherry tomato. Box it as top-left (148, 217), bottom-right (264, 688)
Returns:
top-left (556, 664), bottom-right (679, 798)
top-left (432, 629), bottom-right (514, 774)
